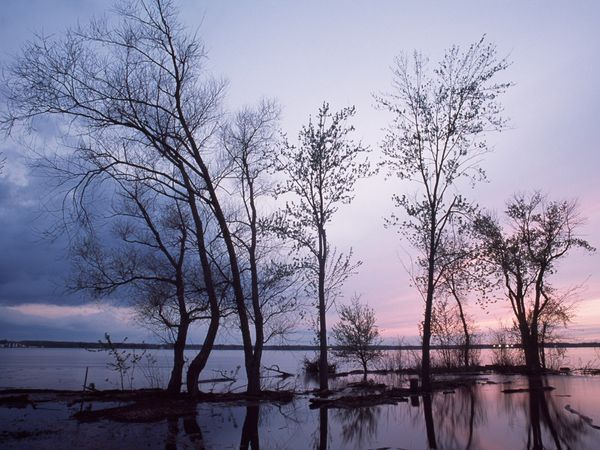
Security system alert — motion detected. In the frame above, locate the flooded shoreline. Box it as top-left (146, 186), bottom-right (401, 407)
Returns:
top-left (2, 372), bottom-right (600, 449)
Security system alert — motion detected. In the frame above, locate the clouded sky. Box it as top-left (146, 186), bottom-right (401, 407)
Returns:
top-left (1, 0), bottom-right (599, 344)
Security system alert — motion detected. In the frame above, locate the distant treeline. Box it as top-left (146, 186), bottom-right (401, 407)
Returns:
top-left (2, 339), bottom-right (600, 351)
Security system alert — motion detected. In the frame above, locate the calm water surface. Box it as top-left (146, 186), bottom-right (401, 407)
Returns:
top-left (2, 348), bottom-right (600, 449)
top-left (1, 347), bottom-right (598, 390)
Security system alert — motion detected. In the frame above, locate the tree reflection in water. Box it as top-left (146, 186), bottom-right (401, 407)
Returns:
top-left (183, 414), bottom-right (205, 448)
top-left (423, 394), bottom-right (437, 449)
top-left (319, 407), bottom-right (328, 450)
top-left (165, 416), bottom-right (179, 450)
top-left (240, 404), bottom-right (260, 449)
top-left (430, 376), bottom-right (590, 450)
top-left (334, 406), bottom-right (381, 447)
top-left (422, 375), bottom-right (592, 450)
top-left (433, 384), bottom-right (486, 450)
top-left (163, 376), bottom-right (598, 449)
top-left (164, 414), bottom-right (206, 449)
top-left (524, 376), bottom-right (586, 450)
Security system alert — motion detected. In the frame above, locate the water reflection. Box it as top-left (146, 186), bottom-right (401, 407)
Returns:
top-left (423, 394), bottom-right (437, 449)
top-left (429, 375), bottom-right (590, 450)
top-left (165, 375), bottom-right (600, 449)
top-left (319, 407), bottom-right (328, 450)
top-left (433, 384), bottom-right (486, 450)
top-left (240, 405), bottom-right (260, 449)
top-left (523, 376), bottom-right (585, 450)
top-left (183, 414), bottom-right (205, 448)
top-left (165, 417), bottom-right (178, 450)
top-left (334, 406), bottom-right (380, 447)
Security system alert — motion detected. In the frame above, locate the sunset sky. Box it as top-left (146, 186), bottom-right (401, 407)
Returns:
top-left (0, 0), bottom-right (599, 344)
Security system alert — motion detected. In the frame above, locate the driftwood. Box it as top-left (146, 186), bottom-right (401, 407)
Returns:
top-left (263, 365), bottom-right (294, 379)
top-left (198, 369), bottom-right (238, 384)
top-left (73, 390), bottom-right (295, 423)
top-left (309, 387), bottom-right (410, 409)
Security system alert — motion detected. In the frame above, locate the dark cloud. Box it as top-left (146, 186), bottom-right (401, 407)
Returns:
top-left (0, 304), bottom-right (148, 342)
top-left (0, 137), bottom-right (86, 307)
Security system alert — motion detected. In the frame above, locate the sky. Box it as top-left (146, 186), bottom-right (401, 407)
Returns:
top-left (0, 0), bottom-right (599, 344)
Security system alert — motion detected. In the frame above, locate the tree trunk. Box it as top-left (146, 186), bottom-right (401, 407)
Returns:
top-left (319, 298), bottom-right (328, 392)
top-left (421, 258), bottom-right (435, 391)
top-left (454, 293), bottom-right (471, 367)
top-left (539, 323), bottom-right (547, 370)
top-left (318, 226), bottom-right (329, 393)
top-left (523, 334), bottom-right (541, 373)
top-left (186, 312), bottom-right (220, 396)
top-left (362, 360), bottom-right (368, 381)
top-left (246, 356), bottom-right (262, 396)
top-left (421, 214), bottom-right (437, 391)
top-left (167, 317), bottom-right (190, 393)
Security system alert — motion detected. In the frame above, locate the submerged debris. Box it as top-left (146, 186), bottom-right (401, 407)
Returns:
top-left (73, 389), bottom-right (295, 423)
top-left (502, 386), bottom-right (555, 394)
top-left (565, 405), bottom-right (600, 430)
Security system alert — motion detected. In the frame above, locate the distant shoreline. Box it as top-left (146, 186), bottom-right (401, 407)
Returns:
top-left (2, 339), bottom-right (600, 351)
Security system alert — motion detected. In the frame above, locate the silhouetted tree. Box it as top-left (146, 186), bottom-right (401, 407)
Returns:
top-left (332, 296), bottom-right (382, 380)
top-left (274, 102), bottom-right (370, 392)
top-left (1, 0), bottom-right (292, 395)
top-left (537, 288), bottom-right (577, 369)
top-left (429, 297), bottom-right (476, 368)
top-left (376, 38), bottom-right (510, 389)
top-left (474, 192), bottom-right (594, 372)
top-left (221, 99), bottom-right (303, 392)
top-left (435, 224), bottom-right (490, 367)
top-left (71, 183), bottom-right (227, 393)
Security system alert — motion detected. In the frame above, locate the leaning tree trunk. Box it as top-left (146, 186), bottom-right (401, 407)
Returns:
top-left (167, 315), bottom-right (190, 393)
top-left (454, 295), bottom-right (471, 368)
top-left (186, 312), bottom-right (220, 396)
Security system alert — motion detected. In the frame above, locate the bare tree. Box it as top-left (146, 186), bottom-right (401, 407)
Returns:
top-left (273, 102), bottom-right (370, 392)
top-left (474, 192), bottom-right (594, 372)
top-left (376, 38), bottom-right (510, 389)
top-left (429, 297), bottom-right (479, 368)
top-left (435, 224), bottom-right (492, 367)
top-left (220, 100), bottom-right (303, 392)
top-left (71, 181), bottom-right (227, 393)
top-left (537, 287), bottom-right (578, 369)
top-left (0, 0), bottom-right (288, 395)
top-left (332, 296), bottom-right (383, 381)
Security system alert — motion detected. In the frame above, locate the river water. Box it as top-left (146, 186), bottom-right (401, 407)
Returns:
top-left (0, 347), bottom-right (598, 390)
top-left (2, 347), bottom-right (600, 449)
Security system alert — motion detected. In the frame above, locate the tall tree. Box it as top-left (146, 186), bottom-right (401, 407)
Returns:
top-left (376, 38), bottom-right (510, 389)
top-left (0, 0), bottom-right (276, 395)
top-left (274, 102), bottom-right (370, 392)
top-left (473, 192), bottom-right (594, 372)
top-left (221, 100), bottom-right (302, 393)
